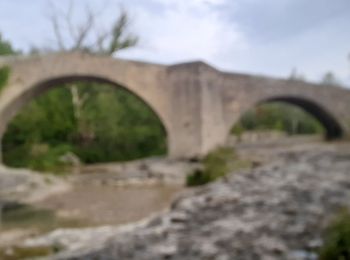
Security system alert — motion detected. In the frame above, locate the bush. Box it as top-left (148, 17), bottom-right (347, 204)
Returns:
top-left (319, 209), bottom-right (350, 260)
top-left (27, 144), bottom-right (74, 173)
top-left (186, 147), bottom-right (236, 186)
top-left (0, 66), bottom-right (10, 91)
top-left (186, 169), bottom-right (213, 186)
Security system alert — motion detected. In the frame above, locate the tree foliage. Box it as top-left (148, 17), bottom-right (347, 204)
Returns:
top-left (321, 71), bottom-right (340, 87)
top-left (319, 209), bottom-right (350, 260)
top-left (231, 102), bottom-right (324, 136)
top-left (0, 66), bottom-right (10, 91)
top-left (0, 34), bottom-right (14, 92)
top-left (3, 84), bottom-right (166, 171)
top-left (0, 33), bottom-right (17, 55)
top-left (289, 67), bottom-right (306, 81)
top-left (45, 1), bottom-right (140, 149)
top-left (48, 1), bottom-right (138, 54)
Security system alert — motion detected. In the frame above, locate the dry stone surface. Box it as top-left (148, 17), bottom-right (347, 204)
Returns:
top-left (27, 144), bottom-right (350, 260)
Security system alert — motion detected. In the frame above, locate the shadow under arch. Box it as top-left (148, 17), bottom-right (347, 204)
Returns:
top-left (253, 96), bottom-right (343, 140)
top-left (0, 75), bottom-right (169, 160)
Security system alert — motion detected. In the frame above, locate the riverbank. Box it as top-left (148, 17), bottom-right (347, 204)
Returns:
top-left (24, 141), bottom-right (350, 260)
top-left (1, 138), bottom-right (350, 259)
top-left (0, 157), bottom-right (197, 255)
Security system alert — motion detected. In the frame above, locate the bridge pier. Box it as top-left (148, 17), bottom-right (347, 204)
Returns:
top-left (166, 62), bottom-right (228, 159)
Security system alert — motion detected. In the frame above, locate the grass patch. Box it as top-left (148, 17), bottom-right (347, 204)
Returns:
top-left (1, 202), bottom-right (88, 232)
top-left (0, 202), bottom-right (89, 259)
top-left (27, 144), bottom-right (74, 174)
top-left (186, 147), bottom-right (251, 186)
top-left (1, 203), bottom-right (54, 231)
top-left (0, 245), bottom-right (59, 260)
top-left (319, 209), bottom-right (350, 260)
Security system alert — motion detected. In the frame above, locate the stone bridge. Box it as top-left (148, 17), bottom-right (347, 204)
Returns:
top-left (0, 52), bottom-right (350, 159)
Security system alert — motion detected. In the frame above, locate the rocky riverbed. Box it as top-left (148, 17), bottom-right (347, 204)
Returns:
top-left (0, 157), bottom-right (196, 253)
top-left (0, 166), bottom-right (70, 204)
top-left (14, 142), bottom-right (349, 260)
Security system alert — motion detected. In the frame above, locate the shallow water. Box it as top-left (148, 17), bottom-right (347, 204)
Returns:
top-left (0, 182), bottom-right (184, 254)
top-left (36, 183), bottom-right (184, 226)
top-left (1, 183), bottom-right (183, 232)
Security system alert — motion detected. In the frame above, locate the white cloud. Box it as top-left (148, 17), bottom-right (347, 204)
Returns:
top-left (0, 0), bottom-right (348, 87)
top-left (117, 0), bottom-right (247, 65)
top-left (150, 0), bottom-right (226, 10)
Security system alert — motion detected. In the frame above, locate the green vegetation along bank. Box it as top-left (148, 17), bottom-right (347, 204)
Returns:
top-left (3, 83), bottom-right (166, 172)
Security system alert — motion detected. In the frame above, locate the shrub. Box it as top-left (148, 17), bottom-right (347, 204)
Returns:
top-left (186, 147), bottom-right (240, 186)
top-left (186, 169), bottom-right (213, 186)
top-left (28, 144), bottom-right (74, 173)
top-left (319, 209), bottom-right (350, 260)
top-left (231, 122), bottom-right (244, 139)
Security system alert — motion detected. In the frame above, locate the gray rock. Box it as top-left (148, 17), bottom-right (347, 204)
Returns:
top-left (22, 145), bottom-right (350, 259)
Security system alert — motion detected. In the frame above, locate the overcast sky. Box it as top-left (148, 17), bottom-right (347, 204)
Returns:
top-left (1, 0), bottom-right (349, 86)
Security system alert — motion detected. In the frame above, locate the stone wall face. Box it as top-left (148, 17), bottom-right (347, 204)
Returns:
top-left (0, 53), bottom-right (350, 159)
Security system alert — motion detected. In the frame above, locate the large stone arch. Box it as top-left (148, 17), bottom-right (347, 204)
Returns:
top-left (0, 53), bottom-right (173, 159)
top-left (0, 75), bottom-right (169, 136)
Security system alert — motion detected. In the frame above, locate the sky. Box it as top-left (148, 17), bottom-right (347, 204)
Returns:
top-left (0, 0), bottom-right (349, 86)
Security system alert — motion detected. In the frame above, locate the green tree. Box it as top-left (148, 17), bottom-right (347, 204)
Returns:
top-left (1, 4), bottom-right (167, 171)
top-left (0, 66), bottom-right (10, 92)
top-left (47, 1), bottom-right (138, 141)
top-left (48, 1), bottom-right (138, 54)
top-left (231, 102), bottom-right (324, 137)
top-left (0, 33), bottom-right (17, 55)
top-left (0, 33), bottom-right (16, 91)
top-left (321, 71), bottom-right (340, 86)
top-left (50, 1), bottom-right (137, 135)
top-left (289, 67), bottom-right (306, 81)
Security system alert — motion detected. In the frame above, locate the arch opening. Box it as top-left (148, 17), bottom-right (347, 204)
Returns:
top-left (230, 96), bottom-right (343, 142)
top-left (2, 76), bottom-right (168, 171)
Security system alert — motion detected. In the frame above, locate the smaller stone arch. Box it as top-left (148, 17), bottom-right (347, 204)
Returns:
top-left (230, 95), bottom-right (343, 140)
